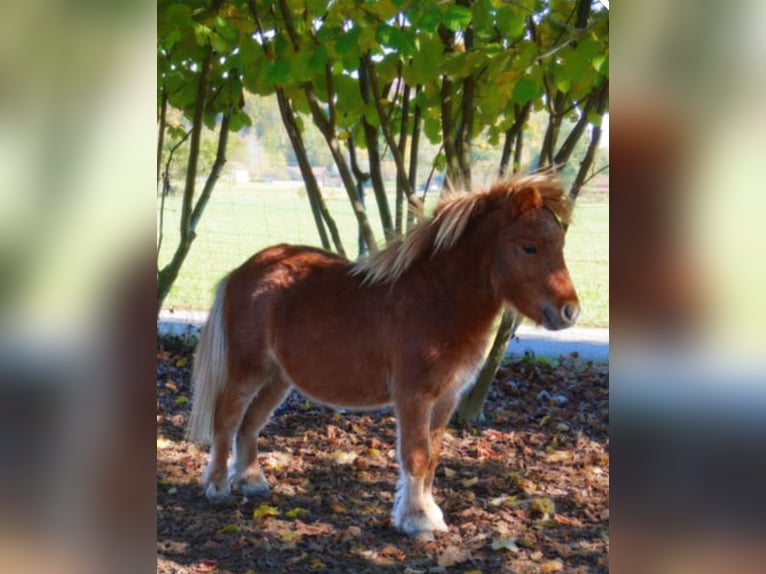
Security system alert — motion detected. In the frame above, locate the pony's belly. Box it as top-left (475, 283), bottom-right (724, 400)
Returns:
top-left (278, 361), bottom-right (391, 409)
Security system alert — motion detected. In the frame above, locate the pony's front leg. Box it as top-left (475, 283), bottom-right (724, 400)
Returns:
top-left (422, 391), bottom-right (461, 531)
top-left (393, 397), bottom-right (444, 537)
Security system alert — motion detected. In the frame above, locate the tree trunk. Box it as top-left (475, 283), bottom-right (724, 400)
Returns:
top-left (499, 102), bottom-right (531, 177)
top-left (395, 82), bottom-right (411, 235)
top-left (347, 135), bottom-right (371, 257)
top-left (157, 87), bottom-right (168, 185)
top-left (157, 109), bottom-right (230, 312)
top-left (277, 0), bottom-right (377, 254)
top-left (276, 89), bottom-right (345, 255)
top-left (456, 309), bottom-right (520, 424)
top-left (569, 82), bottom-right (607, 202)
top-left (406, 87), bottom-right (422, 231)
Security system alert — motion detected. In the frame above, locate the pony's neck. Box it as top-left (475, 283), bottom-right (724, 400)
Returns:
top-left (400, 219), bottom-right (504, 330)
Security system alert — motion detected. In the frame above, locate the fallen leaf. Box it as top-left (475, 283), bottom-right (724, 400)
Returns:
top-left (530, 497), bottom-right (556, 518)
top-left (285, 507), bottom-right (309, 519)
top-left (157, 437), bottom-right (174, 450)
top-left (192, 559), bottom-right (217, 572)
top-left (540, 559), bottom-right (563, 573)
top-left (437, 546), bottom-right (470, 567)
top-left (489, 495), bottom-right (517, 506)
top-left (330, 502), bottom-right (347, 514)
top-left (174, 395), bottom-right (189, 406)
top-left (461, 476), bottom-right (479, 488)
top-left (252, 504), bottom-right (280, 520)
top-left (331, 450), bottom-right (358, 465)
top-left (490, 538), bottom-right (519, 552)
top-left (379, 545), bottom-right (406, 560)
top-left (288, 552), bottom-right (308, 564)
top-left (544, 450), bottom-right (573, 463)
top-left (280, 530), bottom-right (302, 543)
top-left (175, 357), bottom-right (187, 368)
top-left (309, 558), bottom-right (326, 569)
top-left (218, 524), bottom-right (240, 534)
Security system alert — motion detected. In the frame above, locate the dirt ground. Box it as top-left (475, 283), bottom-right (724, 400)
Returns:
top-left (157, 336), bottom-right (608, 573)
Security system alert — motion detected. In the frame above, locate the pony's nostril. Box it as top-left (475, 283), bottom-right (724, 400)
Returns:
top-left (561, 303), bottom-right (579, 323)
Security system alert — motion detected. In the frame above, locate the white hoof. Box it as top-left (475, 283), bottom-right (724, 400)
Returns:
top-left (204, 480), bottom-right (231, 501)
top-left (395, 510), bottom-right (441, 537)
top-left (425, 499), bottom-right (448, 532)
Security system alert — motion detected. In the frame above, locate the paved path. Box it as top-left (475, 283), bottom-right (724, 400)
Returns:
top-left (158, 310), bottom-right (608, 362)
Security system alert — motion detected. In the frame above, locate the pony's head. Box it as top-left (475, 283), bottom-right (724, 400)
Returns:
top-left (489, 177), bottom-right (579, 330)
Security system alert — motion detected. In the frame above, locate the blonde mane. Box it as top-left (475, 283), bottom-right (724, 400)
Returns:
top-left (352, 174), bottom-right (571, 285)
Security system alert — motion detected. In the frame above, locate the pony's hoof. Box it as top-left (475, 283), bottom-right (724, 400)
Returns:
top-left (240, 475), bottom-right (270, 497)
top-left (394, 511), bottom-right (447, 538)
top-left (204, 481), bottom-right (231, 501)
top-left (425, 501), bottom-right (448, 532)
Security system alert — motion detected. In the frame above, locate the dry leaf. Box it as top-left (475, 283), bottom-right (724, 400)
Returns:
top-left (490, 538), bottom-right (519, 552)
top-left (252, 504), bottom-right (280, 520)
top-left (540, 559), bottom-right (563, 573)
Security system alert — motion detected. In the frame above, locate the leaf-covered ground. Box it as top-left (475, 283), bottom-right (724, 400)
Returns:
top-left (157, 336), bottom-right (608, 574)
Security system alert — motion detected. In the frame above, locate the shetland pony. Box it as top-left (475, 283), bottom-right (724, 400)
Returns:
top-left (187, 175), bottom-right (579, 536)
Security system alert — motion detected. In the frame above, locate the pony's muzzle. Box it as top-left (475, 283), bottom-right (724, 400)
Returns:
top-left (542, 301), bottom-right (579, 330)
top-left (561, 303), bottom-right (579, 325)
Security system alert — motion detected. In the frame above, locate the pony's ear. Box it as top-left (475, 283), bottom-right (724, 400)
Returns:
top-left (510, 186), bottom-right (543, 219)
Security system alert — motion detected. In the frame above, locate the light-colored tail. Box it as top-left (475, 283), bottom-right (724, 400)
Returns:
top-left (186, 277), bottom-right (229, 445)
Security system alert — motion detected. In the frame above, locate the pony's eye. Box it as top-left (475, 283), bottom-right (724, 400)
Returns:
top-left (522, 244), bottom-right (537, 255)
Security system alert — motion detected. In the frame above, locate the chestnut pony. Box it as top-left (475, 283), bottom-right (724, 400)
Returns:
top-left (187, 175), bottom-right (579, 537)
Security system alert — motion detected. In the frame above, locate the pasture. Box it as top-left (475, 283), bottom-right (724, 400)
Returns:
top-left (157, 181), bottom-right (608, 327)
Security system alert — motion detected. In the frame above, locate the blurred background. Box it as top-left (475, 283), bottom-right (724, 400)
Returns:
top-left (1, 0), bottom-right (765, 572)
top-left (611, 0), bottom-right (766, 572)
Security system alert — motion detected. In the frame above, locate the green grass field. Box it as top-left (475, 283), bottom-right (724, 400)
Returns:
top-left (158, 181), bottom-right (608, 327)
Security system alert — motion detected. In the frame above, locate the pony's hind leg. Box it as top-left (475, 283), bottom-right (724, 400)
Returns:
top-left (203, 376), bottom-right (263, 501)
top-left (230, 375), bottom-right (291, 496)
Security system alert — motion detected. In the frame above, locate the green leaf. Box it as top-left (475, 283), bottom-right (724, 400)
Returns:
top-left (375, 24), bottom-right (413, 57)
top-left (193, 23), bottom-right (211, 47)
top-left (423, 115), bottom-right (441, 143)
top-left (218, 523), bottom-right (240, 534)
top-left (164, 3), bottom-right (192, 25)
top-left (266, 60), bottom-right (292, 86)
top-left (496, 6), bottom-right (526, 38)
top-left (214, 16), bottom-right (239, 43)
top-left (443, 5), bottom-right (473, 32)
top-left (210, 32), bottom-right (231, 54)
top-left (587, 111), bottom-right (603, 127)
top-left (336, 26), bottom-right (361, 56)
top-left (511, 77), bottom-right (539, 104)
top-left (416, 7), bottom-right (444, 33)
top-left (310, 44), bottom-right (329, 71)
